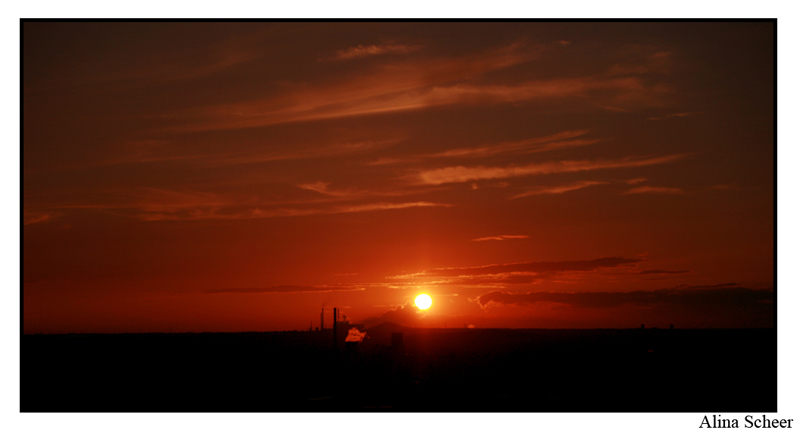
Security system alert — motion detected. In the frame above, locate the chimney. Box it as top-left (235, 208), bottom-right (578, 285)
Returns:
top-left (333, 307), bottom-right (338, 349)
top-left (321, 308), bottom-right (324, 331)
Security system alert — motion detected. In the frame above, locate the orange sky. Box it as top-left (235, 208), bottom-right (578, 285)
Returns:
top-left (23, 22), bottom-right (774, 333)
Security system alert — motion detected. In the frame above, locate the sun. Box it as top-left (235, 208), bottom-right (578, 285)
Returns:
top-left (415, 294), bottom-right (432, 310)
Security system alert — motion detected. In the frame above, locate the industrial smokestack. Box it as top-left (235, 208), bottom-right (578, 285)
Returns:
top-left (333, 307), bottom-right (338, 349)
top-left (320, 308), bottom-right (324, 331)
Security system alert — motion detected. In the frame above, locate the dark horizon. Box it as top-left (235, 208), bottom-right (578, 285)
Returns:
top-left (21, 323), bottom-right (778, 412)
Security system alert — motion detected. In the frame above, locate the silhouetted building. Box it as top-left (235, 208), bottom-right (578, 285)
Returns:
top-left (391, 332), bottom-right (405, 356)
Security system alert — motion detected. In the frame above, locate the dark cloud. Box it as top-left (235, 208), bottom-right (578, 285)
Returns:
top-left (476, 285), bottom-right (770, 309)
top-left (679, 283), bottom-right (740, 289)
top-left (204, 285), bottom-right (363, 294)
top-left (423, 257), bottom-right (643, 277)
top-left (359, 302), bottom-right (425, 328)
top-left (636, 270), bottom-right (690, 275)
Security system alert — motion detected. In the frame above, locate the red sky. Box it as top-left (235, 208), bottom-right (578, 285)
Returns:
top-left (22, 22), bottom-right (774, 333)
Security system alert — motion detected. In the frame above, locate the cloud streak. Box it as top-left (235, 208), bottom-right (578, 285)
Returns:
top-left (476, 285), bottom-right (771, 309)
top-left (328, 44), bottom-right (423, 61)
top-left (24, 212), bottom-right (54, 225)
top-left (205, 285), bottom-right (365, 294)
top-left (623, 185), bottom-right (683, 195)
top-left (428, 131), bottom-right (595, 158)
top-left (56, 187), bottom-right (452, 221)
top-left (417, 154), bottom-right (685, 185)
top-left (512, 181), bottom-right (608, 198)
top-left (402, 257), bottom-right (643, 278)
top-left (138, 201), bottom-right (452, 221)
top-left (161, 41), bottom-right (671, 133)
top-left (636, 270), bottom-right (690, 275)
top-left (472, 235), bottom-right (529, 242)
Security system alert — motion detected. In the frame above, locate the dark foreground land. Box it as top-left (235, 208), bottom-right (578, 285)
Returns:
top-left (22, 324), bottom-right (776, 412)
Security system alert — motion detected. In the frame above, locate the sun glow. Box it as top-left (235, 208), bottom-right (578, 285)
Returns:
top-left (415, 294), bottom-right (432, 310)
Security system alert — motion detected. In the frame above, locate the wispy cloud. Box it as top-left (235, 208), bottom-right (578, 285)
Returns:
top-left (635, 270), bottom-right (690, 275)
top-left (359, 302), bottom-right (425, 328)
top-left (678, 282), bottom-right (740, 289)
top-left (162, 41), bottom-right (671, 133)
top-left (205, 285), bottom-right (364, 294)
top-left (328, 44), bottom-right (424, 61)
top-left (297, 181), bottom-right (355, 197)
top-left (138, 201), bottom-right (452, 221)
top-left (164, 43), bottom-right (541, 132)
top-left (511, 181), bottom-right (608, 198)
top-left (295, 181), bottom-right (432, 199)
top-left (24, 212), bottom-right (54, 225)
top-left (623, 185), bottom-right (683, 195)
top-left (428, 131), bottom-right (594, 158)
top-left (472, 235), bottom-right (529, 242)
top-left (56, 187), bottom-right (451, 222)
top-left (647, 112), bottom-right (702, 121)
top-left (476, 285), bottom-right (771, 309)
top-left (416, 154), bottom-right (685, 185)
top-left (419, 257), bottom-right (643, 277)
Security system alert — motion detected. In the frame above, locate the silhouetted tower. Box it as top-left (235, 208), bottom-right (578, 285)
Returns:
top-left (320, 308), bottom-right (324, 331)
top-left (333, 307), bottom-right (338, 350)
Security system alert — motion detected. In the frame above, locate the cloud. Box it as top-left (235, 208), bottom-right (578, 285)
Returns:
top-left (139, 201), bottom-right (452, 221)
top-left (626, 177), bottom-right (647, 185)
top-left (711, 184), bottom-right (741, 191)
top-left (366, 157), bottom-right (403, 166)
top-left (24, 212), bottom-right (54, 225)
top-left (647, 112), bottom-right (702, 121)
top-left (428, 130), bottom-right (594, 158)
top-left (407, 257), bottom-right (643, 278)
top-left (623, 185), bottom-right (683, 195)
top-left (512, 181), bottom-right (608, 198)
top-left (329, 44), bottom-right (423, 61)
top-left (607, 46), bottom-right (674, 77)
top-left (297, 181), bottom-right (356, 197)
top-left (295, 181), bottom-right (432, 199)
top-left (210, 139), bottom-right (402, 166)
top-left (636, 270), bottom-right (690, 275)
top-left (416, 154), bottom-right (685, 185)
top-left (57, 187), bottom-right (452, 221)
top-left (476, 285), bottom-right (772, 309)
top-left (679, 283), bottom-right (740, 289)
top-left (163, 43), bottom-right (542, 132)
top-left (161, 41), bottom-right (672, 133)
top-left (359, 302), bottom-right (425, 328)
top-left (204, 285), bottom-right (364, 294)
top-left (472, 235), bottom-right (529, 242)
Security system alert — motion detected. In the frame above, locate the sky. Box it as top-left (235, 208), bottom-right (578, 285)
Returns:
top-left (22, 22), bottom-right (775, 333)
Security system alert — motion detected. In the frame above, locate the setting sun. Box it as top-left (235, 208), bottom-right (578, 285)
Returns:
top-left (415, 294), bottom-right (432, 310)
